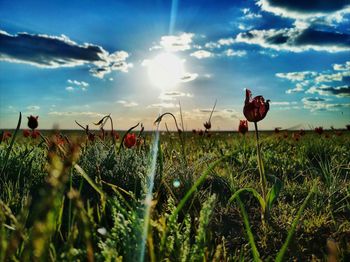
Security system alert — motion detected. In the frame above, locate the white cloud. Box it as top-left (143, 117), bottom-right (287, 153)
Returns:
top-left (286, 83), bottom-right (305, 94)
top-left (333, 61), bottom-right (350, 71)
top-left (116, 100), bottom-right (139, 107)
top-left (306, 84), bottom-right (350, 97)
top-left (190, 50), bottom-right (213, 59)
top-left (223, 49), bottom-right (247, 57)
top-left (48, 111), bottom-right (104, 117)
top-left (153, 33), bottom-right (194, 52)
top-left (27, 105), bottom-right (40, 111)
top-left (270, 101), bottom-right (298, 106)
top-left (159, 91), bottom-right (193, 101)
top-left (147, 103), bottom-right (179, 108)
top-left (276, 71), bottom-right (317, 81)
top-left (66, 86), bottom-right (74, 92)
top-left (315, 71), bottom-right (350, 83)
top-left (67, 79), bottom-right (89, 87)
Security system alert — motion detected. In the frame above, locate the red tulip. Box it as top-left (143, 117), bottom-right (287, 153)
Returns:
top-left (23, 129), bottom-right (31, 137)
top-left (27, 115), bottom-right (39, 130)
top-left (243, 89), bottom-right (270, 122)
top-left (31, 130), bottom-right (40, 139)
top-left (238, 120), bottom-right (248, 135)
top-left (315, 127), bottom-right (323, 135)
top-left (124, 133), bottom-right (136, 148)
top-left (2, 131), bottom-right (12, 141)
top-left (111, 131), bottom-right (119, 140)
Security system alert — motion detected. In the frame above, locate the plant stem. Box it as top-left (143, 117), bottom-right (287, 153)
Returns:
top-left (254, 122), bottom-right (266, 199)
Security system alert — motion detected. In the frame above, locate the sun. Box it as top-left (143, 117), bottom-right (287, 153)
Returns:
top-left (147, 52), bottom-right (185, 89)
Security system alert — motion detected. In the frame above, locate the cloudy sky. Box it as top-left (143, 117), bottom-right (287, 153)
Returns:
top-left (0, 0), bottom-right (349, 130)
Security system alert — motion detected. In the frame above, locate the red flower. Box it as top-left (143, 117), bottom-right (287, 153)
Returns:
top-left (299, 129), bottom-right (306, 136)
top-left (31, 130), bottom-right (40, 139)
top-left (243, 89), bottom-right (270, 122)
top-left (238, 120), bottom-right (248, 135)
top-left (27, 115), bottom-right (39, 130)
top-left (315, 127), bottom-right (323, 135)
top-left (23, 129), bottom-right (31, 137)
top-left (292, 132), bottom-right (301, 141)
top-left (203, 121), bottom-right (211, 130)
top-left (274, 127), bottom-right (281, 134)
top-left (192, 129), bottom-right (197, 134)
top-left (124, 133), bottom-right (136, 148)
top-left (111, 131), bottom-right (119, 140)
top-left (2, 131), bottom-right (12, 141)
top-left (198, 130), bottom-right (204, 136)
top-left (88, 133), bottom-right (95, 142)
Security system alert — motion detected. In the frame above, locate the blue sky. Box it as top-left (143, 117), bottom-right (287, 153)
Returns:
top-left (0, 0), bottom-right (349, 130)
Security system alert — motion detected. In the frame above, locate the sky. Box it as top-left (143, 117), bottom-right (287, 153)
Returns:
top-left (0, 0), bottom-right (349, 130)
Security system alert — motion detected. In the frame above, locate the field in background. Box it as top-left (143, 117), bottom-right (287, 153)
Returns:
top-left (1, 128), bottom-right (350, 261)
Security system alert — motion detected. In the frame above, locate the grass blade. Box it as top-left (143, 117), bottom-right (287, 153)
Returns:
top-left (275, 182), bottom-right (317, 262)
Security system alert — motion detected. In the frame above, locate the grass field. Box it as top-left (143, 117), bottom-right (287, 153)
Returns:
top-left (1, 116), bottom-right (350, 261)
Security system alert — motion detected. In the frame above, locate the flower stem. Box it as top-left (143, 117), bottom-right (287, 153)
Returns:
top-left (254, 122), bottom-right (266, 200)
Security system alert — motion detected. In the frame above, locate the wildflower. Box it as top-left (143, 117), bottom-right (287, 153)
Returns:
top-left (243, 89), bottom-right (270, 122)
top-left (23, 129), bottom-right (31, 137)
top-left (88, 133), bottom-right (95, 142)
top-left (238, 120), bottom-right (248, 135)
top-left (346, 124), bottom-right (350, 131)
top-left (192, 129), bottom-right (197, 134)
top-left (2, 131), bottom-right (12, 141)
top-left (203, 121), bottom-right (211, 130)
top-left (274, 127), bottom-right (281, 134)
top-left (198, 130), bottom-right (204, 136)
top-left (299, 129), bottom-right (306, 136)
top-left (315, 127), bottom-right (323, 135)
top-left (335, 131), bottom-right (343, 136)
top-left (27, 115), bottom-right (39, 130)
top-left (111, 131), bottom-right (119, 140)
top-left (124, 133), bottom-right (136, 148)
top-left (292, 132), bottom-right (301, 142)
top-left (31, 130), bottom-right (40, 139)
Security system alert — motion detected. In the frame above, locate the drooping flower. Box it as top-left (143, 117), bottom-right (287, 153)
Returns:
top-left (27, 115), bottom-right (39, 130)
top-left (238, 120), bottom-right (248, 135)
top-left (315, 127), bottom-right (323, 135)
top-left (243, 89), bottom-right (270, 122)
top-left (124, 133), bottom-right (136, 148)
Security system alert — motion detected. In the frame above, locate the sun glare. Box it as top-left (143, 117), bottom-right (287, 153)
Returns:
top-left (147, 52), bottom-right (185, 89)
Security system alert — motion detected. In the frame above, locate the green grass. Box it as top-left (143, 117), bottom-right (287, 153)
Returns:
top-left (0, 129), bottom-right (349, 261)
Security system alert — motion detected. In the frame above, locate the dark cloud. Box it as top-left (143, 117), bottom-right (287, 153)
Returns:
top-left (263, 0), bottom-right (349, 13)
top-left (258, 0), bottom-right (350, 20)
top-left (0, 30), bottom-right (131, 78)
top-left (304, 97), bottom-right (325, 102)
top-left (236, 27), bottom-right (350, 52)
